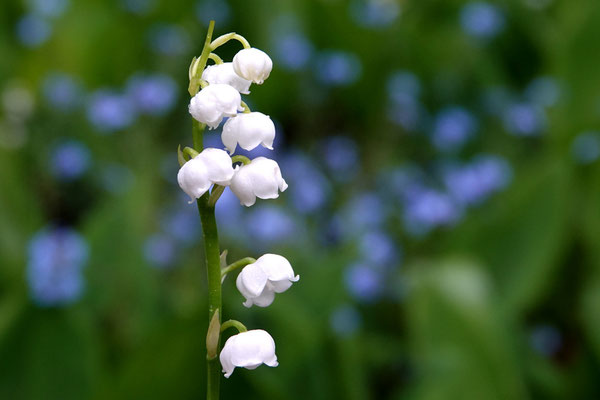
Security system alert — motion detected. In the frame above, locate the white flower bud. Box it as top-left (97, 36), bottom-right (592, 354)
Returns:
top-left (189, 84), bottom-right (242, 129)
top-left (220, 329), bottom-right (278, 378)
top-left (232, 48), bottom-right (273, 85)
top-left (236, 254), bottom-right (299, 308)
top-left (222, 112), bottom-right (275, 154)
top-left (177, 148), bottom-right (234, 202)
top-left (229, 157), bottom-right (288, 207)
top-left (201, 63), bottom-right (251, 94)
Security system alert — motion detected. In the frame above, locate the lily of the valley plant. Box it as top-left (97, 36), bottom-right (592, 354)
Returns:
top-left (178, 21), bottom-right (299, 400)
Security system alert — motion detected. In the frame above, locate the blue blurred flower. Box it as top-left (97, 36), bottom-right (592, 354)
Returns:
top-left (431, 106), bottom-right (477, 152)
top-left (342, 192), bottom-right (386, 235)
top-left (28, 0), bottom-right (69, 18)
top-left (272, 33), bottom-right (314, 71)
top-left (215, 188), bottom-right (244, 239)
top-left (525, 76), bottom-right (561, 108)
top-left (126, 73), bottom-right (178, 116)
top-left (530, 325), bottom-right (562, 357)
top-left (245, 205), bottom-right (298, 245)
top-left (481, 86), bottom-right (512, 116)
top-left (121, 0), bottom-right (156, 15)
top-left (442, 155), bottom-right (512, 206)
top-left (144, 234), bottom-right (177, 269)
top-left (27, 226), bottom-right (88, 306)
top-left (349, 0), bottom-right (401, 29)
top-left (281, 152), bottom-right (331, 214)
top-left (50, 140), bottom-right (91, 181)
top-left (161, 206), bottom-right (201, 245)
top-left (330, 305), bottom-right (362, 337)
top-left (320, 136), bottom-right (359, 182)
top-left (503, 102), bottom-right (546, 136)
top-left (460, 2), bottom-right (505, 39)
top-left (571, 131), bottom-right (600, 165)
top-left (16, 14), bottom-right (52, 47)
top-left (387, 70), bottom-right (421, 103)
top-left (359, 230), bottom-right (399, 267)
top-left (403, 187), bottom-right (461, 235)
top-left (42, 73), bottom-right (83, 111)
top-left (314, 51), bottom-right (362, 86)
top-left (87, 89), bottom-right (137, 133)
top-left (147, 24), bottom-right (191, 56)
top-left (344, 263), bottom-right (383, 302)
top-left (387, 95), bottom-right (425, 132)
top-left (196, 0), bottom-right (231, 26)
top-left (377, 164), bottom-right (425, 198)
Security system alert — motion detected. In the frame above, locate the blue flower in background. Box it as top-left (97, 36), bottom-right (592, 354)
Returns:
top-left (28, 0), bottom-right (69, 18)
top-left (525, 76), bottom-right (561, 108)
top-left (126, 73), bottom-right (178, 116)
top-left (342, 192), bottom-right (386, 235)
top-left (272, 33), bottom-right (314, 71)
top-left (16, 14), bottom-right (52, 47)
top-left (571, 131), bottom-right (600, 165)
top-left (387, 95), bottom-right (425, 132)
top-left (161, 206), bottom-right (201, 245)
top-left (121, 0), bottom-right (156, 15)
top-left (481, 86), bottom-right (512, 116)
top-left (349, 0), bottom-right (401, 29)
top-left (503, 102), bottom-right (546, 136)
top-left (245, 205), bottom-right (298, 246)
top-left (144, 233), bottom-right (177, 269)
top-left (403, 187), bottom-right (461, 236)
top-left (314, 51), bottom-right (362, 87)
top-left (387, 70), bottom-right (421, 104)
top-left (215, 188), bottom-right (244, 239)
top-left (442, 155), bottom-right (511, 207)
top-left (87, 89), bottom-right (136, 133)
top-left (42, 73), bottom-right (83, 111)
top-left (281, 152), bottom-right (331, 214)
top-left (147, 24), bottom-right (191, 56)
top-left (27, 226), bottom-right (88, 306)
top-left (320, 136), bottom-right (359, 182)
top-left (431, 106), bottom-right (477, 152)
top-left (50, 140), bottom-right (91, 181)
top-left (359, 230), bottom-right (399, 267)
top-left (460, 2), bottom-right (505, 39)
top-left (196, 0), bottom-right (231, 26)
top-left (344, 262), bottom-right (383, 302)
top-left (330, 305), bottom-right (362, 337)
top-left (530, 324), bottom-right (562, 357)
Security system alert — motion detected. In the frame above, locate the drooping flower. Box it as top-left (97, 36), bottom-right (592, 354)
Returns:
top-left (177, 148), bottom-right (234, 202)
top-left (220, 329), bottom-right (279, 378)
top-left (202, 62), bottom-right (251, 94)
top-left (233, 48), bottom-right (273, 84)
top-left (236, 254), bottom-right (299, 307)
top-left (189, 83), bottom-right (242, 129)
top-left (229, 157), bottom-right (288, 206)
top-left (221, 112), bottom-right (275, 154)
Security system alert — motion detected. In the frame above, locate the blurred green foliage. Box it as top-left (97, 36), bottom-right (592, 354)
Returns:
top-left (2, 0), bottom-right (600, 399)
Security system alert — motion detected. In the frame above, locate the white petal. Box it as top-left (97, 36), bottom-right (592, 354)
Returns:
top-left (177, 157), bottom-right (211, 202)
top-left (197, 148), bottom-right (234, 185)
top-left (202, 63), bottom-right (251, 94)
top-left (230, 165), bottom-right (258, 206)
top-left (233, 48), bottom-right (273, 84)
top-left (236, 263), bottom-right (268, 298)
top-left (247, 288), bottom-right (276, 308)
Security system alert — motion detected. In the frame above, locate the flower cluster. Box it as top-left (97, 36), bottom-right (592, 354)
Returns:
top-left (179, 34), bottom-right (298, 380)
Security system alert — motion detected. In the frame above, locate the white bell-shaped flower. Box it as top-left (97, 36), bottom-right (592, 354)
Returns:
top-left (229, 157), bottom-right (288, 207)
top-left (202, 63), bottom-right (251, 94)
top-left (222, 112), bottom-right (275, 154)
top-left (177, 148), bottom-right (234, 202)
top-left (220, 329), bottom-right (278, 378)
top-left (233, 48), bottom-right (273, 85)
top-left (236, 254), bottom-right (299, 308)
top-left (189, 84), bottom-right (242, 129)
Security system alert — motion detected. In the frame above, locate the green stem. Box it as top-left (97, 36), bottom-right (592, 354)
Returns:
top-left (210, 32), bottom-right (251, 50)
top-left (208, 53), bottom-right (224, 64)
top-left (190, 20), bottom-right (222, 400)
top-left (231, 155), bottom-right (251, 165)
top-left (221, 257), bottom-right (256, 278)
top-left (220, 320), bottom-right (248, 333)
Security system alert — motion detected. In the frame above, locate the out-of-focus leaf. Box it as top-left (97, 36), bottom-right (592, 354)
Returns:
top-left (441, 159), bottom-right (571, 317)
top-left (404, 259), bottom-right (528, 400)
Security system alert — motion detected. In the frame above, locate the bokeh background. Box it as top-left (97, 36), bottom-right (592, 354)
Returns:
top-left (2, 0), bottom-right (600, 398)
